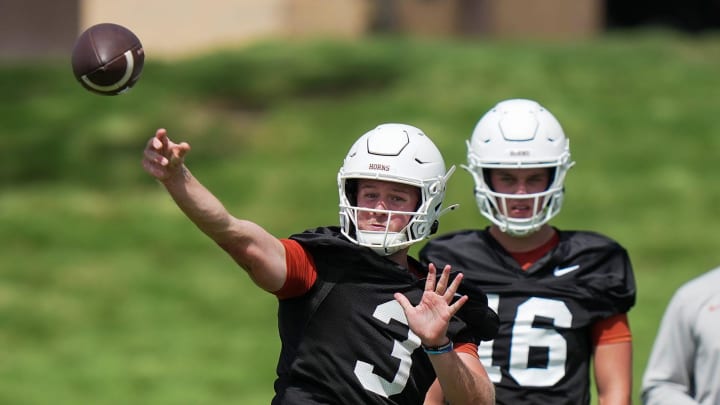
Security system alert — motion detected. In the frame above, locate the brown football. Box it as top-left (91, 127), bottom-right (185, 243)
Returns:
top-left (71, 23), bottom-right (145, 95)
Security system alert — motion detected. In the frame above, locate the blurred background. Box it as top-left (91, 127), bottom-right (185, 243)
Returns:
top-left (4, 0), bottom-right (720, 59)
top-left (2, 0), bottom-right (720, 403)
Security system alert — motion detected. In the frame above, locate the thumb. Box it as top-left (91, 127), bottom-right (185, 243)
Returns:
top-left (176, 142), bottom-right (191, 159)
top-left (169, 142), bottom-right (191, 166)
top-left (394, 292), bottom-right (413, 312)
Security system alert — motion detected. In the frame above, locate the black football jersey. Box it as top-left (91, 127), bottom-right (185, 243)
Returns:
top-left (419, 228), bottom-right (636, 405)
top-left (272, 226), bottom-right (475, 405)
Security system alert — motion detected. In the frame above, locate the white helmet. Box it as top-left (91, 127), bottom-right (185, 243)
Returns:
top-left (465, 99), bottom-right (575, 236)
top-left (338, 123), bottom-right (456, 255)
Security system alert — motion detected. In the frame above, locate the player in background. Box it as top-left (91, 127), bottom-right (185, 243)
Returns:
top-left (641, 266), bottom-right (720, 405)
top-left (420, 99), bottom-right (636, 405)
top-left (142, 123), bottom-right (497, 405)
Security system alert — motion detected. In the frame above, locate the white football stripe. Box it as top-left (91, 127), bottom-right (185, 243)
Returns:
top-left (80, 50), bottom-right (135, 93)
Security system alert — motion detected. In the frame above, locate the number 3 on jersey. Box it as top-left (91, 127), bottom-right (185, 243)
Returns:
top-left (354, 300), bottom-right (421, 398)
top-left (480, 294), bottom-right (572, 386)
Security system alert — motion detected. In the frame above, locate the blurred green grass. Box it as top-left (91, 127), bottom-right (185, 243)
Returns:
top-left (2, 31), bottom-right (720, 404)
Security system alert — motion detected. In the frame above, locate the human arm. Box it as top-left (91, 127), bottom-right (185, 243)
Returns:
top-left (141, 128), bottom-right (287, 292)
top-left (641, 293), bottom-right (699, 405)
top-left (594, 341), bottom-right (632, 405)
top-left (423, 350), bottom-right (493, 405)
top-left (394, 264), bottom-right (494, 405)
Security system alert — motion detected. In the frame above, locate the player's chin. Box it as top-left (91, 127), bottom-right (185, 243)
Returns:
top-left (501, 208), bottom-right (532, 218)
top-left (359, 222), bottom-right (388, 232)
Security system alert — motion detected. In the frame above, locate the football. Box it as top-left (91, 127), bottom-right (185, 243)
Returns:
top-left (71, 23), bottom-right (145, 95)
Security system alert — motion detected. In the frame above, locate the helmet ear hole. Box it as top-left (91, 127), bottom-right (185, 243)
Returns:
top-left (413, 186), bottom-right (423, 211)
top-left (430, 220), bottom-right (439, 235)
top-left (546, 168), bottom-right (557, 190)
top-left (345, 179), bottom-right (358, 205)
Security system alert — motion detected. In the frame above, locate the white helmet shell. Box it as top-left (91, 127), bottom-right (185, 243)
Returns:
top-left (338, 123), bottom-right (456, 255)
top-left (465, 99), bottom-right (575, 236)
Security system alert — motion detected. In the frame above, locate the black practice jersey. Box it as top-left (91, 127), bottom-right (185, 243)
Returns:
top-left (419, 228), bottom-right (636, 405)
top-left (272, 227), bottom-right (480, 405)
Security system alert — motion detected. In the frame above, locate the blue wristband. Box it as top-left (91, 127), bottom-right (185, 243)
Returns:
top-left (423, 340), bottom-right (453, 355)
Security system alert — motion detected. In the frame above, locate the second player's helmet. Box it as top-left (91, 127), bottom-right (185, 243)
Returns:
top-left (338, 123), bottom-right (456, 255)
top-left (465, 99), bottom-right (575, 236)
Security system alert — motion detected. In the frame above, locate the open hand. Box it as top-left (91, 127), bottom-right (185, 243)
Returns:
top-left (394, 263), bottom-right (468, 347)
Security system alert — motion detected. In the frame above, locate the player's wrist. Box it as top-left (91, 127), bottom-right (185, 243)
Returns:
top-left (161, 165), bottom-right (190, 185)
top-left (422, 338), bottom-right (453, 355)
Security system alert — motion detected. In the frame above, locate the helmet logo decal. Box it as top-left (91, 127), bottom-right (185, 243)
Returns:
top-left (369, 163), bottom-right (390, 171)
top-left (509, 150), bottom-right (530, 157)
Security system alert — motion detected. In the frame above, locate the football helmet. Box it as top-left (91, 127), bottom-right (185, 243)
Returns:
top-left (465, 99), bottom-right (575, 236)
top-left (338, 123), bottom-right (456, 255)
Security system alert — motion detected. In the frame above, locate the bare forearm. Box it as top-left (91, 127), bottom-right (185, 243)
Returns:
top-left (162, 166), bottom-right (234, 241)
top-left (159, 165), bottom-right (286, 290)
top-left (428, 352), bottom-right (494, 405)
top-left (595, 342), bottom-right (633, 405)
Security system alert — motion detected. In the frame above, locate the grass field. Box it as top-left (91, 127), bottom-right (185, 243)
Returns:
top-left (2, 30), bottom-right (720, 404)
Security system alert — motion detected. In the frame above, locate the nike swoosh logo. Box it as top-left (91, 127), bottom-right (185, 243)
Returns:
top-left (553, 265), bottom-right (580, 277)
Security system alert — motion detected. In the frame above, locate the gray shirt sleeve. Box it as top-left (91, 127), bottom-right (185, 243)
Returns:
top-left (641, 267), bottom-right (720, 405)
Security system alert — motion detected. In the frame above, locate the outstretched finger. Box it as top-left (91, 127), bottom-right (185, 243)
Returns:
top-left (424, 263), bottom-right (438, 292)
top-left (449, 294), bottom-right (469, 315)
top-left (435, 264), bottom-right (452, 295)
top-left (445, 271), bottom-right (464, 299)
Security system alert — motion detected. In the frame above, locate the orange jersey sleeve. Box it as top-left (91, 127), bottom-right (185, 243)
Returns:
top-left (453, 342), bottom-right (480, 359)
top-left (591, 313), bottom-right (632, 346)
top-left (275, 239), bottom-right (318, 300)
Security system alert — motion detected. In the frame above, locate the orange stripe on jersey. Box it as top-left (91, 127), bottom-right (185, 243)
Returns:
top-left (275, 239), bottom-right (318, 300)
top-left (509, 232), bottom-right (560, 271)
top-left (592, 313), bottom-right (632, 346)
top-left (454, 342), bottom-right (479, 359)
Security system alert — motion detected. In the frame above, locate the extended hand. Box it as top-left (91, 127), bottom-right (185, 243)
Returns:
top-left (142, 128), bottom-right (191, 182)
top-left (394, 264), bottom-right (468, 347)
